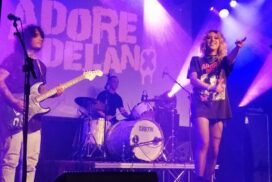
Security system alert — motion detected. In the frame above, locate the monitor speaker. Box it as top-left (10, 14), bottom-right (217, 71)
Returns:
top-left (243, 112), bottom-right (271, 182)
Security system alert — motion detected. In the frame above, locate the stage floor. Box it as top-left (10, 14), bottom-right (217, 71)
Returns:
top-left (36, 160), bottom-right (200, 182)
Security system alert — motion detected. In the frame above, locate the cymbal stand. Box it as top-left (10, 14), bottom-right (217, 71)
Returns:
top-left (102, 91), bottom-right (109, 160)
top-left (162, 71), bottom-right (193, 163)
top-left (161, 108), bottom-right (177, 162)
top-left (170, 108), bottom-right (177, 162)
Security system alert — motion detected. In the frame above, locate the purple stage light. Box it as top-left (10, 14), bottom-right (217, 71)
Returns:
top-left (239, 53), bottom-right (272, 107)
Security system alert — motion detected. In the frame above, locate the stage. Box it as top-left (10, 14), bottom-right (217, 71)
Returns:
top-left (36, 160), bottom-right (207, 182)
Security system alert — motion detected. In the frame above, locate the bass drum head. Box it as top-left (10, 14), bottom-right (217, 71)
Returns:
top-left (106, 119), bottom-right (164, 162)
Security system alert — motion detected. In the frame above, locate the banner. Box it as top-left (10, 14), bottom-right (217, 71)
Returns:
top-left (1, 0), bottom-right (192, 125)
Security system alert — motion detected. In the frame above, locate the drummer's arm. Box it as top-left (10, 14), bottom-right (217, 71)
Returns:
top-left (97, 110), bottom-right (115, 121)
top-left (97, 110), bottom-right (105, 118)
top-left (119, 107), bottom-right (129, 118)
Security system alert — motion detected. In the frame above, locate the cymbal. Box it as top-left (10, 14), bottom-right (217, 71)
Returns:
top-left (74, 97), bottom-right (97, 108)
top-left (143, 98), bottom-right (170, 102)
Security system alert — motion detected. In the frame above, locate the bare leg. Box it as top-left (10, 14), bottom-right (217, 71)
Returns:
top-left (192, 117), bottom-right (210, 176)
top-left (204, 121), bottom-right (223, 180)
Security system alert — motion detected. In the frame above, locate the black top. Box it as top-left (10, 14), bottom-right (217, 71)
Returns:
top-left (0, 53), bottom-right (47, 133)
top-left (0, 53), bottom-right (46, 93)
top-left (97, 90), bottom-right (124, 124)
top-left (187, 56), bottom-right (233, 120)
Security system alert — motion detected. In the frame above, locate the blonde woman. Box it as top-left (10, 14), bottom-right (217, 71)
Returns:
top-left (187, 30), bottom-right (246, 181)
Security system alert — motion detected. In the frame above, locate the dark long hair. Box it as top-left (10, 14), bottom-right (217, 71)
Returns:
top-left (15, 24), bottom-right (44, 52)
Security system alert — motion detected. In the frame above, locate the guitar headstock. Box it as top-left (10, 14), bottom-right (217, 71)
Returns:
top-left (83, 70), bottom-right (103, 80)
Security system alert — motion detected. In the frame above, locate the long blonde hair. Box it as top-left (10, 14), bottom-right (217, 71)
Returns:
top-left (200, 30), bottom-right (227, 60)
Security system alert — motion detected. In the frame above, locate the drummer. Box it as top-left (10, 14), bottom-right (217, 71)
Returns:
top-left (96, 75), bottom-right (130, 125)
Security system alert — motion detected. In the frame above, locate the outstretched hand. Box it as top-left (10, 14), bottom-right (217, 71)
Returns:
top-left (235, 37), bottom-right (247, 48)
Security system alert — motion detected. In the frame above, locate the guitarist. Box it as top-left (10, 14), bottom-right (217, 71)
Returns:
top-left (0, 25), bottom-right (63, 182)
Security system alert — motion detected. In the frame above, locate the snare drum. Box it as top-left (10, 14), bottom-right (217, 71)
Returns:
top-left (106, 119), bottom-right (164, 161)
top-left (131, 102), bottom-right (154, 120)
top-left (84, 118), bottom-right (111, 146)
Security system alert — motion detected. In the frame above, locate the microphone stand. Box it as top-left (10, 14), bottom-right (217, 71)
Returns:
top-left (103, 90), bottom-right (109, 159)
top-left (163, 72), bottom-right (193, 163)
top-left (102, 75), bottom-right (111, 160)
top-left (11, 19), bottom-right (37, 182)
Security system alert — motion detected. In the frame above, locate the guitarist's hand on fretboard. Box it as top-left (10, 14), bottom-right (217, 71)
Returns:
top-left (55, 86), bottom-right (64, 97)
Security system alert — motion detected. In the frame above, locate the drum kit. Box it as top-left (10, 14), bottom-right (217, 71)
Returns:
top-left (73, 94), bottom-right (177, 162)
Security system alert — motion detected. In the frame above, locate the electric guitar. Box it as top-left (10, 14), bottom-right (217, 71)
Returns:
top-left (1, 70), bottom-right (103, 130)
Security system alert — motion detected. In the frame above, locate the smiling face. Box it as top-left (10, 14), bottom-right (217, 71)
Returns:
top-left (206, 32), bottom-right (220, 52)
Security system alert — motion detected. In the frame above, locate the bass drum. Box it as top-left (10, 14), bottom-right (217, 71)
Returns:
top-left (106, 119), bottom-right (164, 162)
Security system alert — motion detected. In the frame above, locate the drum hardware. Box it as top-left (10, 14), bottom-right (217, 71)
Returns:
top-left (106, 119), bottom-right (164, 162)
top-left (153, 91), bottom-right (178, 162)
top-left (73, 118), bottom-right (111, 159)
top-left (160, 71), bottom-right (193, 164)
top-left (131, 94), bottom-right (171, 162)
top-left (131, 137), bottom-right (163, 148)
top-left (154, 91), bottom-right (177, 110)
top-left (74, 97), bottom-right (110, 159)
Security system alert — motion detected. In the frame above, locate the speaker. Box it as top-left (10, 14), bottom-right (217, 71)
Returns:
top-left (54, 172), bottom-right (158, 182)
top-left (243, 111), bottom-right (271, 182)
top-left (40, 116), bottom-right (83, 160)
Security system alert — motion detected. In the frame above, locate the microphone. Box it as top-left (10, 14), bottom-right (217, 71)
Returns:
top-left (7, 13), bottom-right (21, 21)
top-left (162, 71), bottom-right (168, 79)
top-left (141, 90), bottom-right (148, 102)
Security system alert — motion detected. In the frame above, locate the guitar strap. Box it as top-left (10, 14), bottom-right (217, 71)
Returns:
top-left (36, 59), bottom-right (43, 77)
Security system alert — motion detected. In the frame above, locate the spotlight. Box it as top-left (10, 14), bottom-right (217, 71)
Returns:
top-left (230, 0), bottom-right (237, 8)
top-left (209, 6), bottom-right (219, 15)
top-left (219, 9), bottom-right (229, 18)
top-left (210, 6), bottom-right (215, 11)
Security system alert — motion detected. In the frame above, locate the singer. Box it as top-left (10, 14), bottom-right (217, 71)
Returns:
top-left (187, 30), bottom-right (246, 182)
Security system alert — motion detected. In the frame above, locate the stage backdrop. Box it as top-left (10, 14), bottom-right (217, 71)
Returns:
top-left (0, 0), bottom-right (192, 126)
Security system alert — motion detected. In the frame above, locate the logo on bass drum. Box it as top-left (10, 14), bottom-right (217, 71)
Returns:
top-left (139, 125), bottom-right (154, 132)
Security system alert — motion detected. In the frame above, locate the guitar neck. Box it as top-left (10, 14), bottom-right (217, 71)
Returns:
top-left (37, 75), bottom-right (85, 102)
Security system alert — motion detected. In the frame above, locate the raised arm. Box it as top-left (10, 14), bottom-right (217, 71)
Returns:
top-left (227, 37), bottom-right (246, 65)
top-left (119, 107), bottom-right (130, 118)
